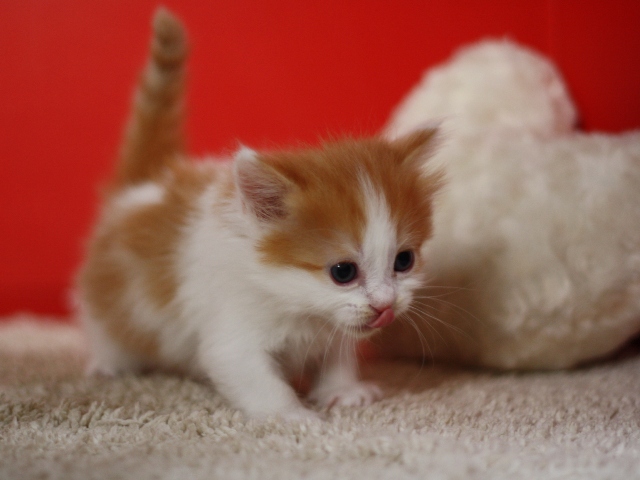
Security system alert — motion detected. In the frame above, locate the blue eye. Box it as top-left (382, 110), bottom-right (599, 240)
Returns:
top-left (394, 251), bottom-right (414, 272)
top-left (330, 262), bottom-right (358, 284)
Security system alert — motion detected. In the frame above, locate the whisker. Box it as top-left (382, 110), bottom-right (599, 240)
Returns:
top-left (299, 314), bottom-right (332, 379)
top-left (412, 296), bottom-right (485, 327)
top-left (412, 284), bottom-right (479, 297)
top-left (322, 323), bottom-right (340, 379)
top-left (351, 329), bottom-right (362, 379)
top-left (394, 312), bottom-right (438, 382)
top-left (406, 303), bottom-right (475, 342)
top-left (405, 305), bottom-right (455, 346)
top-left (398, 312), bottom-right (431, 360)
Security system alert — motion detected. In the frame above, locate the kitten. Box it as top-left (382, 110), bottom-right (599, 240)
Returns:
top-left (78, 8), bottom-right (442, 420)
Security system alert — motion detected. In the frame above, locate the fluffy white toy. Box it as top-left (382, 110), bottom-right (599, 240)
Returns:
top-left (380, 40), bottom-right (640, 369)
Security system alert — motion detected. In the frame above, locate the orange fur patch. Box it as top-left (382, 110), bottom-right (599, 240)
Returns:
top-left (79, 160), bottom-right (215, 363)
top-left (257, 133), bottom-right (441, 273)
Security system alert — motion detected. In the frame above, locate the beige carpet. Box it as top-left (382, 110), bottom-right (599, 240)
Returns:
top-left (1, 317), bottom-right (640, 479)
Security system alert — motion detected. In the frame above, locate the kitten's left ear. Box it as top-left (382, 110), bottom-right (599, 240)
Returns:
top-left (393, 127), bottom-right (440, 170)
top-left (234, 147), bottom-right (293, 223)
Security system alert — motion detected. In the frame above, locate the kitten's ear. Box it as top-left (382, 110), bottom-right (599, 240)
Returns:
top-left (393, 127), bottom-right (440, 169)
top-left (393, 127), bottom-right (445, 193)
top-left (234, 147), bottom-right (293, 223)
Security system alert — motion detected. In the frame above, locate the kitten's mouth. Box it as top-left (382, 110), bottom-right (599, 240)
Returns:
top-left (359, 308), bottom-right (395, 332)
top-left (347, 308), bottom-right (395, 336)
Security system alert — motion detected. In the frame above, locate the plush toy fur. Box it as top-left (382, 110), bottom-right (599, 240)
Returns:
top-left (380, 40), bottom-right (640, 369)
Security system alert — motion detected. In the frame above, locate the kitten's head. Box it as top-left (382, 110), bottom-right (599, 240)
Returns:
top-left (235, 130), bottom-right (442, 337)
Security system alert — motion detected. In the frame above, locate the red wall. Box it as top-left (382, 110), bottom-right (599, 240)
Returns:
top-left (1, 0), bottom-right (639, 316)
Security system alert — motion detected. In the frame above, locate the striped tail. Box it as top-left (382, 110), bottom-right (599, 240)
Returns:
top-left (115, 7), bottom-right (188, 187)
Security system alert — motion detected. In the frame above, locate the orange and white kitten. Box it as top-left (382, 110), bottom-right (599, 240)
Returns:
top-left (78, 9), bottom-right (441, 420)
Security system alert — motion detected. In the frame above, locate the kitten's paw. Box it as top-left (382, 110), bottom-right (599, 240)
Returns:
top-left (309, 381), bottom-right (383, 408)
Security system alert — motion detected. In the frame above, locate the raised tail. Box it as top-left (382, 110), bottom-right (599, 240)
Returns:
top-left (114, 7), bottom-right (188, 187)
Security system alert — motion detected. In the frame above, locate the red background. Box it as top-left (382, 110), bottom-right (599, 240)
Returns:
top-left (1, 1), bottom-right (639, 316)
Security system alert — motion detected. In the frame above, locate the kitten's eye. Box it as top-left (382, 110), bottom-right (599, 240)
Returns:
top-left (330, 262), bottom-right (358, 284)
top-left (394, 250), bottom-right (414, 272)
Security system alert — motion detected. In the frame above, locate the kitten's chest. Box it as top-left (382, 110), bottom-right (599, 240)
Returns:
top-left (269, 316), bottom-right (332, 363)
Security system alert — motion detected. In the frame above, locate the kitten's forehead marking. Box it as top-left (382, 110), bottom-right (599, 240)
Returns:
top-left (359, 175), bottom-right (396, 295)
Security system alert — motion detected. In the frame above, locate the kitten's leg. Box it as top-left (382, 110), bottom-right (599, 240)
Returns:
top-left (309, 334), bottom-right (383, 408)
top-left (198, 328), bottom-right (320, 421)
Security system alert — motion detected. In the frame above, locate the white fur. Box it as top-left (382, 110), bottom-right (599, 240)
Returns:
top-left (359, 177), bottom-right (398, 312)
top-left (383, 40), bottom-right (640, 369)
top-left (113, 182), bottom-right (164, 211)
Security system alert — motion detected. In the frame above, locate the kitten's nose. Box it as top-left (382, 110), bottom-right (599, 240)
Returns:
top-left (368, 283), bottom-right (396, 313)
top-left (370, 304), bottom-right (393, 314)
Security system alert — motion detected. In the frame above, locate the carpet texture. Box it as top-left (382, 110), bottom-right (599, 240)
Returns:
top-left (1, 317), bottom-right (640, 479)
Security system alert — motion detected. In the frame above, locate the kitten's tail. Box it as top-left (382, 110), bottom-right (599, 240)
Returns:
top-left (114, 8), bottom-right (188, 187)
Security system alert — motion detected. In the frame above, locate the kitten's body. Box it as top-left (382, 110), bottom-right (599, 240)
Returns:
top-left (79, 9), bottom-right (440, 420)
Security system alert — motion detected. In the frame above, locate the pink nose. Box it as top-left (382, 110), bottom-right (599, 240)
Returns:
top-left (366, 308), bottom-right (395, 329)
top-left (370, 304), bottom-right (392, 314)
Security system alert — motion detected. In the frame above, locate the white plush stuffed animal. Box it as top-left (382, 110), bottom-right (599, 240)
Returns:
top-left (380, 40), bottom-right (640, 369)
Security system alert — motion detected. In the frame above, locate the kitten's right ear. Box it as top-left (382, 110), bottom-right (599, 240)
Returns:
top-left (234, 147), bottom-right (293, 223)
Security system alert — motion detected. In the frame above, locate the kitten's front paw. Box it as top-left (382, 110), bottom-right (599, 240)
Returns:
top-left (310, 381), bottom-right (383, 408)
